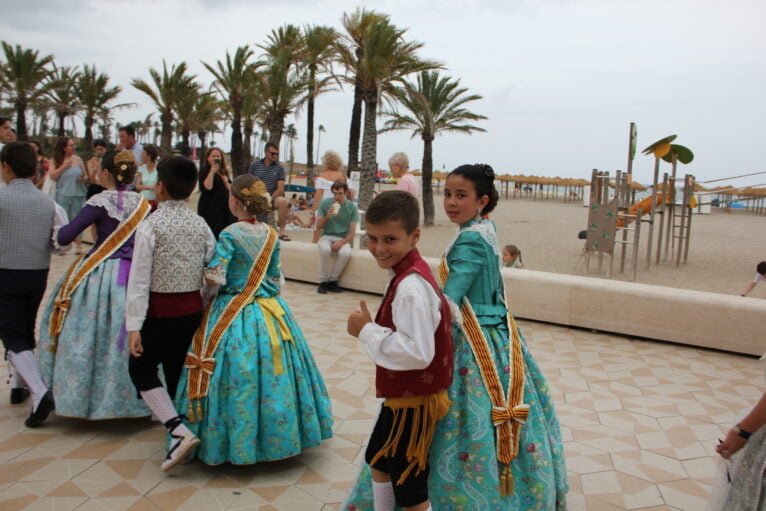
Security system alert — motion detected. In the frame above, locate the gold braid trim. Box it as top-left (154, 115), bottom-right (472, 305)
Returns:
top-left (185, 226), bottom-right (277, 423)
top-left (368, 391), bottom-right (451, 486)
top-left (49, 197), bottom-right (151, 348)
top-left (438, 257), bottom-right (527, 497)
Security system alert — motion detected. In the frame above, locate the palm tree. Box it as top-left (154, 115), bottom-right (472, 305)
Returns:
top-left (241, 91), bottom-right (263, 162)
top-left (316, 124), bottom-right (326, 164)
top-left (284, 123), bottom-right (298, 181)
top-left (257, 25), bottom-right (306, 148)
top-left (256, 55), bottom-right (306, 149)
top-left (202, 45), bottom-right (260, 175)
top-left (132, 60), bottom-right (196, 155)
top-left (300, 24), bottom-right (339, 189)
top-left (45, 65), bottom-right (81, 138)
top-left (191, 94), bottom-right (223, 161)
top-left (173, 79), bottom-right (203, 157)
top-left (337, 19), bottom-right (441, 210)
top-left (382, 71), bottom-right (487, 225)
top-left (339, 8), bottom-right (389, 177)
top-left (77, 64), bottom-right (125, 156)
top-left (0, 41), bottom-right (54, 140)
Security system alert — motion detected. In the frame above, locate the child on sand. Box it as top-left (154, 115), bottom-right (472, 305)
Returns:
top-left (741, 261), bottom-right (766, 297)
top-left (502, 244), bottom-right (523, 268)
top-left (174, 175), bottom-right (333, 465)
top-left (347, 190), bottom-right (453, 511)
top-left (125, 155), bottom-right (216, 472)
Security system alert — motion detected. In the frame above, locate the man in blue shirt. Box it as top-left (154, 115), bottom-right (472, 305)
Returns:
top-left (247, 142), bottom-right (290, 241)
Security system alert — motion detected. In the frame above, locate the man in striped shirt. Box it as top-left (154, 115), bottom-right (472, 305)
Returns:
top-left (247, 142), bottom-right (291, 241)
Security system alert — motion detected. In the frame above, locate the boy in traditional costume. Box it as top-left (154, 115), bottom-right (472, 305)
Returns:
top-left (347, 190), bottom-right (453, 511)
top-left (0, 142), bottom-right (67, 427)
top-left (126, 155), bottom-right (216, 472)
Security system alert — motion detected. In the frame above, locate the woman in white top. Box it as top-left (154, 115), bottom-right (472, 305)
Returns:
top-left (312, 150), bottom-right (348, 242)
top-left (135, 144), bottom-right (159, 202)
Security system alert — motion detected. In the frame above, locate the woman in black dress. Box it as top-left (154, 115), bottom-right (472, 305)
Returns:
top-left (198, 147), bottom-right (235, 238)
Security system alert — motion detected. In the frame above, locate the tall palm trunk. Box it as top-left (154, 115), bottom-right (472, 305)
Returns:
top-left (243, 118), bottom-right (254, 161)
top-left (83, 115), bottom-right (95, 158)
top-left (306, 67), bottom-right (316, 189)
top-left (180, 127), bottom-right (191, 157)
top-left (267, 117), bottom-right (284, 149)
top-left (358, 97), bottom-right (378, 211)
top-left (421, 133), bottom-right (435, 226)
top-left (15, 100), bottom-right (28, 141)
top-left (347, 76), bottom-right (363, 177)
top-left (57, 114), bottom-right (66, 137)
top-left (160, 112), bottom-right (173, 156)
top-left (197, 130), bottom-right (207, 163)
top-left (230, 101), bottom-right (244, 176)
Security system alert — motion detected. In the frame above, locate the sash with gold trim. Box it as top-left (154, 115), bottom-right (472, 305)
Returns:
top-left (438, 257), bottom-right (529, 497)
top-left (49, 197), bottom-right (151, 349)
top-left (185, 226), bottom-right (279, 423)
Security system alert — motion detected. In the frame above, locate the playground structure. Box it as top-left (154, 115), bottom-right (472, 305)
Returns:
top-left (584, 125), bottom-right (698, 280)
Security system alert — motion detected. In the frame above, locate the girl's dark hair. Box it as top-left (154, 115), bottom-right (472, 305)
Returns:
top-left (504, 244), bottom-right (523, 265)
top-left (448, 163), bottom-right (499, 215)
top-left (757, 261), bottom-right (766, 275)
top-left (101, 150), bottom-right (138, 187)
top-left (28, 140), bottom-right (42, 155)
top-left (231, 175), bottom-right (270, 217)
top-left (53, 137), bottom-right (72, 167)
top-left (143, 143), bottom-right (159, 162)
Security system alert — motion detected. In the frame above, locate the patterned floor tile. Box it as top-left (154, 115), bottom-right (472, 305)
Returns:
top-left (0, 258), bottom-right (761, 510)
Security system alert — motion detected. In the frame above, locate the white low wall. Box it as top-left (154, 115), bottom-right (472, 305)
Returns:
top-left (282, 242), bottom-right (765, 356)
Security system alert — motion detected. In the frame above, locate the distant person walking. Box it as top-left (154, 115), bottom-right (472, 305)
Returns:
top-left (136, 144), bottom-right (159, 204)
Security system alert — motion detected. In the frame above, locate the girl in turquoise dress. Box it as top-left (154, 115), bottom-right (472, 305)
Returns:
top-left (346, 164), bottom-right (567, 510)
top-left (174, 174), bottom-right (333, 465)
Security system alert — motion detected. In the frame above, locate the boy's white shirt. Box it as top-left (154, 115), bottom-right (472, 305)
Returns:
top-left (125, 219), bottom-right (216, 332)
top-left (359, 272), bottom-right (441, 371)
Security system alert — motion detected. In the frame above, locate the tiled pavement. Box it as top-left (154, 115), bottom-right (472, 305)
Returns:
top-left (1, 251), bottom-right (762, 510)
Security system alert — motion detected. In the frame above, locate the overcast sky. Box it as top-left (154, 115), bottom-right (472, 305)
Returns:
top-left (3, 0), bottom-right (765, 186)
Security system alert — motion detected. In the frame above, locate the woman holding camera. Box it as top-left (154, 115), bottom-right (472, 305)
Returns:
top-left (198, 147), bottom-right (235, 239)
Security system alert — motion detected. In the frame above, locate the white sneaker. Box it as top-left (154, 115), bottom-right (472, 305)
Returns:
top-left (160, 430), bottom-right (200, 473)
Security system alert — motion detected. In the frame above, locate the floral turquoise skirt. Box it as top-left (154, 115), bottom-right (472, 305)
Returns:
top-left (345, 324), bottom-right (568, 510)
top-left (174, 293), bottom-right (333, 465)
top-left (38, 258), bottom-right (151, 420)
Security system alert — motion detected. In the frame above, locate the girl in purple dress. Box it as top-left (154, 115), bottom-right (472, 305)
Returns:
top-left (38, 150), bottom-right (152, 420)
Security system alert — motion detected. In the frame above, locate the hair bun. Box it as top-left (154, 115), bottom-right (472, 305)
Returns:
top-left (476, 163), bottom-right (495, 181)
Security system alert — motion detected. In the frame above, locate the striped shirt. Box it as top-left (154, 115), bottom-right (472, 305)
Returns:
top-left (247, 159), bottom-right (285, 194)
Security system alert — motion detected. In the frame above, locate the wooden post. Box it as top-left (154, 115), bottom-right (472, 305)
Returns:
top-left (655, 173), bottom-right (668, 265)
top-left (645, 157), bottom-right (660, 269)
top-left (664, 153), bottom-right (678, 260)
top-left (633, 207), bottom-right (642, 282)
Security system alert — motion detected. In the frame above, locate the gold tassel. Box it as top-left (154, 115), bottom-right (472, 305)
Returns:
top-left (500, 465), bottom-right (514, 497)
top-left (49, 340), bottom-right (57, 354)
top-left (196, 401), bottom-right (203, 422)
top-left (188, 401), bottom-right (196, 423)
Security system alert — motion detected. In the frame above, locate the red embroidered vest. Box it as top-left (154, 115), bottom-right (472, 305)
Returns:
top-left (375, 249), bottom-right (453, 398)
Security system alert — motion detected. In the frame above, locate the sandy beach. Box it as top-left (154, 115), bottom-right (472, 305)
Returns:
top-left (257, 180), bottom-right (766, 297)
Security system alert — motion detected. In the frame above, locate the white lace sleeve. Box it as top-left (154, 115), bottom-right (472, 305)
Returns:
top-left (204, 263), bottom-right (227, 285)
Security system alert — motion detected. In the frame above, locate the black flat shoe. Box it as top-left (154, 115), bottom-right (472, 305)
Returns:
top-left (25, 391), bottom-right (55, 428)
top-left (10, 387), bottom-right (29, 404)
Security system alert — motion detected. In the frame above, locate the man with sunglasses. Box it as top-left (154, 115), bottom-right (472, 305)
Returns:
top-left (247, 142), bottom-right (291, 241)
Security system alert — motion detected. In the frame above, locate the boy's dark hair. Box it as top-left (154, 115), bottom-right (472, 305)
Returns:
top-left (331, 179), bottom-right (348, 192)
top-left (757, 261), bottom-right (766, 275)
top-left (0, 115), bottom-right (10, 126)
top-left (93, 138), bottom-right (108, 149)
top-left (365, 190), bottom-right (419, 233)
top-left (143, 143), bottom-right (159, 162)
top-left (156, 155), bottom-right (197, 199)
top-left (1, 142), bottom-right (36, 178)
top-left (119, 125), bottom-right (136, 138)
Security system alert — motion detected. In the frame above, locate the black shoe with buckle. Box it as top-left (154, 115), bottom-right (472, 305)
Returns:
top-left (25, 391), bottom-right (55, 428)
top-left (10, 387), bottom-right (29, 404)
top-left (328, 281), bottom-right (342, 293)
top-left (317, 282), bottom-right (329, 294)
